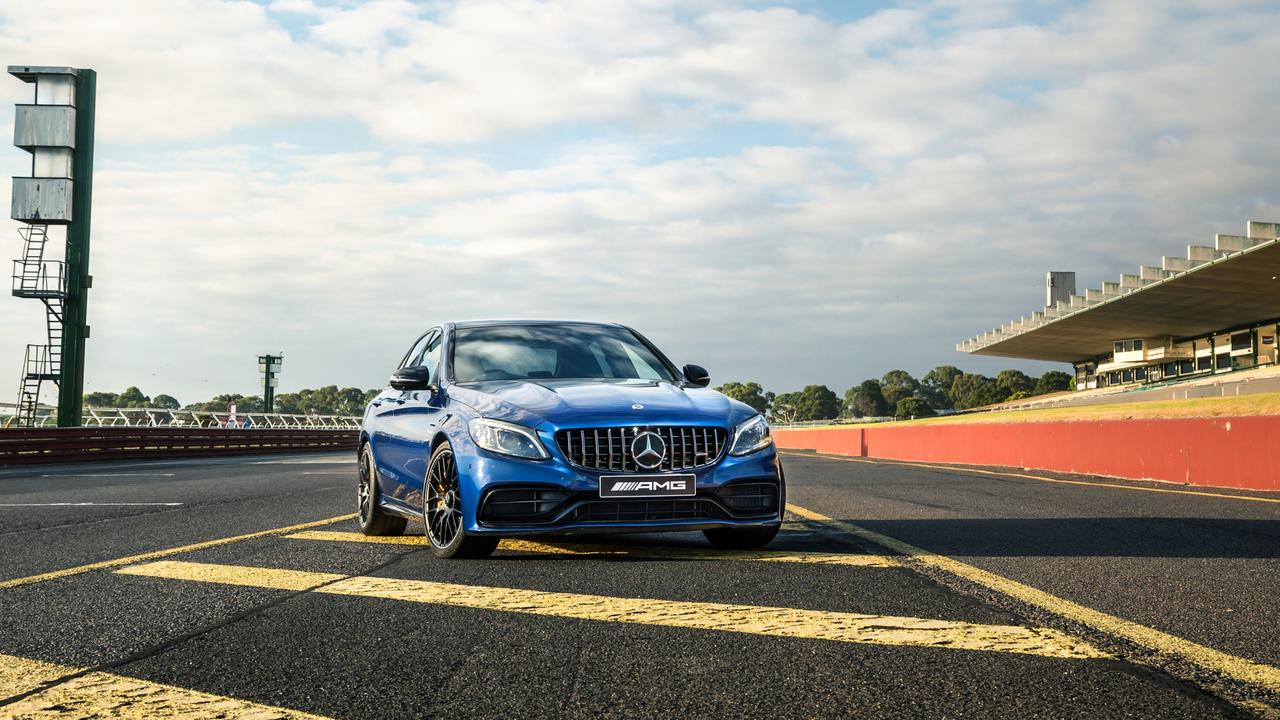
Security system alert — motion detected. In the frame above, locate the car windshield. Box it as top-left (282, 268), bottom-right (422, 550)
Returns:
top-left (452, 324), bottom-right (677, 383)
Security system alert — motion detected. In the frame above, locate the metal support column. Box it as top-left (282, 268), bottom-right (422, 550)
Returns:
top-left (57, 69), bottom-right (95, 427)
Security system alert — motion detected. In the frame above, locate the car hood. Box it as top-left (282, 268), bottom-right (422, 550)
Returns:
top-left (447, 378), bottom-right (754, 429)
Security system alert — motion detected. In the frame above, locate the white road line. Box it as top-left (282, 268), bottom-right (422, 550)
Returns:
top-left (301, 471), bottom-right (350, 475)
top-left (39, 473), bottom-right (176, 478)
top-left (0, 502), bottom-right (184, 507)
top-left (254, 458), bottom-right (351, 465)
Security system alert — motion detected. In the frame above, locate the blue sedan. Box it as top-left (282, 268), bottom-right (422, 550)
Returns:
top-left (358, 320), bottom-right (784, 559)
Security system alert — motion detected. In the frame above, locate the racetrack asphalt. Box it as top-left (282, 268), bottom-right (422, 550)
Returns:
top-left (0, 450), bottom-right (1277, 718)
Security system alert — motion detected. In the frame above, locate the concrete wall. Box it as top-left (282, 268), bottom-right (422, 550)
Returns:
top-left (773, 418), bottom-right (1280, 491)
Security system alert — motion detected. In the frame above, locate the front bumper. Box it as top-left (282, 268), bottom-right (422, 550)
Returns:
top-left (456, 445), bottom-right (783, 536)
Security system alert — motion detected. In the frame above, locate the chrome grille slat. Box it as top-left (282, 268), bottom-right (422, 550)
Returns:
top-left (555, 426), bottom-right (729, 472)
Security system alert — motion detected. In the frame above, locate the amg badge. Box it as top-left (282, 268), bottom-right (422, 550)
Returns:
top-left (599, 474), bottom-right (697, 499)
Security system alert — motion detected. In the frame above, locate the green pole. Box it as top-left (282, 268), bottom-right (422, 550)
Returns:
top-left (260, 353), bottom-right (279, 413)
top-left (57, 68), bottom-right (95, 427)
top-left (264, 359), bottom-right (275, 414)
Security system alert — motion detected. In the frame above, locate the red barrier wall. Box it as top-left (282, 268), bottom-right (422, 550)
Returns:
top-left (773, 417), bottom-right (1280, 491)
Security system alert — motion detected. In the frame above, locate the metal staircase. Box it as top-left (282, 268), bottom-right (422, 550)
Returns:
top-left (11, 225), bottom-right (64, 426)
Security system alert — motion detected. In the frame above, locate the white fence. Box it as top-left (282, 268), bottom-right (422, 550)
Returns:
top-left (0, 403), bottom-right (361, 430)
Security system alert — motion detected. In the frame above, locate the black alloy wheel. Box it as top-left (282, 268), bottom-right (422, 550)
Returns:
top-left (358, 443), bottom-right (407, 536)
top-left (423, 442), bottom-right (499, 559)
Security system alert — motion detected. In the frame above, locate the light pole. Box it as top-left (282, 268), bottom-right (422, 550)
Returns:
top-left (258, 354), bottom-right (282, 413)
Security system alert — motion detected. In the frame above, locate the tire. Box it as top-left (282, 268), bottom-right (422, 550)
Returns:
top-left (703, 524), bottom-right (780, 549)
top-left (358, 443), bottom-right (407, 536)
top-left (422, 442), bottom-right (499, 559)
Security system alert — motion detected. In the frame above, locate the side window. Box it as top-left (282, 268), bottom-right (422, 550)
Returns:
top-left (419, 332), bottom-right (443, 378)
top-left (399, 332), bottom-right (433, 370)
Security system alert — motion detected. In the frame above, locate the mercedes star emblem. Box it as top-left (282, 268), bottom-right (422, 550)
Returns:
top-left (630, 430), bottom-right (667, 470)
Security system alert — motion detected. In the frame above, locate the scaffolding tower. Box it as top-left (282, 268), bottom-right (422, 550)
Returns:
top-left (8, 65), bottom-right (96, 427)
top-left (11, 225), bottom-right (64, 425)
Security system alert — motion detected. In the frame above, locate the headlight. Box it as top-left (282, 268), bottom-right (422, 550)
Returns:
top-left (729, 414), bottom-right (772, 456)
top-left (469, 418), bottom-right (549, 460)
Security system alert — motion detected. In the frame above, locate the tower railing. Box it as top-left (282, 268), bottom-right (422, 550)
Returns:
top-left (11, 259), bottom-right (66, 299)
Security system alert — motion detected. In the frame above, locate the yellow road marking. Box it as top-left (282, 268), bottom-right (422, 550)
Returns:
top-left (0, 513), bottom-right (356, 592)
top-left (499, 538), bottom-right (900, 566)
top-left (781, 450), bottom-right (1280, 504)
top-left (786, 503), bottom-right (1280, 694)
top-left (0, 651), bottom-right (330, 718)
top-left (286, 530), bottom-right (426, 546)
top-left (116, 560), bottom-right (1103, 659)
top-left (0, 653), bottom-right (68, 699)
top-left (284, 530), bottom-right (899, 567)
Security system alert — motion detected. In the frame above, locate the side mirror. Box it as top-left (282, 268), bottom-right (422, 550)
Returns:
top-left (390, 365), bottom-right (435, 391)
top-left (683, 364), bottom-right (711, 388)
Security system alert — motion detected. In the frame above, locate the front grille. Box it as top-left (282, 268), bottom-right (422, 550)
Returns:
top-left (556, 426), bottom-right (728, 472)
top-left (714, 482), bottom-right (779, 517)
top-left (569, 498), bottom-right (725, 523)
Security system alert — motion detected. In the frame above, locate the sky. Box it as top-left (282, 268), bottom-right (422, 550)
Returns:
top-left (1, 0), bottom-right (1278, 406)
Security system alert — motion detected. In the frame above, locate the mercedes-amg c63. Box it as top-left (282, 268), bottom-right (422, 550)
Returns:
top-left (358, 320), bottom-right (784, 558)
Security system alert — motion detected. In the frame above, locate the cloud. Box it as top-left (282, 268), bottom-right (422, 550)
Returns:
top-left (0, 0), bottom-right (1278, 406)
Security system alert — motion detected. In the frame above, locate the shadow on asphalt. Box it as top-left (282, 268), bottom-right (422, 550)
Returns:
top-left (840, 517), bottom-right (1280, 558)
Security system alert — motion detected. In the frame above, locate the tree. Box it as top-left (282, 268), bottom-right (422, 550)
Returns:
top-left (151, 394), bottom-right (181, 409)
top-left (995, 369), bottom-right (1034, 399)
top-left (879, 369), bottom-right (920, 415)
top-left (795, 385), bottom-right (841, 421)
top-left (83, 391), bottom-right (118, 408)
top-left (950, 373), bottom-right (1003, 410)
top-left (844, 380), bottom-right (888, 418)
top-left (715, 382), bottom-right (772, 414)
top-left (895, 396), bottom-right (936, 420)
top-left (922, 365), bottom-right (962, 409)
top-left (1034, 371), bottom-right (1073, 395)
top-left (180, 386), bottom-right (380, 415)
top-left (769, 385), bottom-right (840, 422)
top-left (185, 393), bottom-right (260, 412)
top-left (768, 392), bottom-right (800, 424)
top-left (334, 387), bottom-right (374, 416)
top-left (116, 386), bottom-right (150, 408)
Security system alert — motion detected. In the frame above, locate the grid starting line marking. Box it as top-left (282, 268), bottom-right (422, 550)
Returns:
top-left (115, 559), bottom-right (1104, 660)
top-left (0, 651), bottom-right (328, 719)
top-left (786, 502), bottom-right (1280, 697)
top-left (283, 529), bottom-right (900, 567)
top-left (0, 513), bottom-right (356, 592)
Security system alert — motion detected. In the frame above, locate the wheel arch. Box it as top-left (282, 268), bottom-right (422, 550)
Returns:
top-left (430, 430), bottom-right (452, 454)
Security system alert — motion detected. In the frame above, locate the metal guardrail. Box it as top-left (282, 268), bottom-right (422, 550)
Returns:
top-left (0, 404), bottom-right (361, 430)
top-left (0, 426), bottom-right (359, 465)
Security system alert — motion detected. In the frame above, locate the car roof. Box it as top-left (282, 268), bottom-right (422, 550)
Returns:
top-left (449, 319), bottom-right (625, 330)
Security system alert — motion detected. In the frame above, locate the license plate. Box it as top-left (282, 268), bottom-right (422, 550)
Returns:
top-left (599, 474), bottom-right (696, 499)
